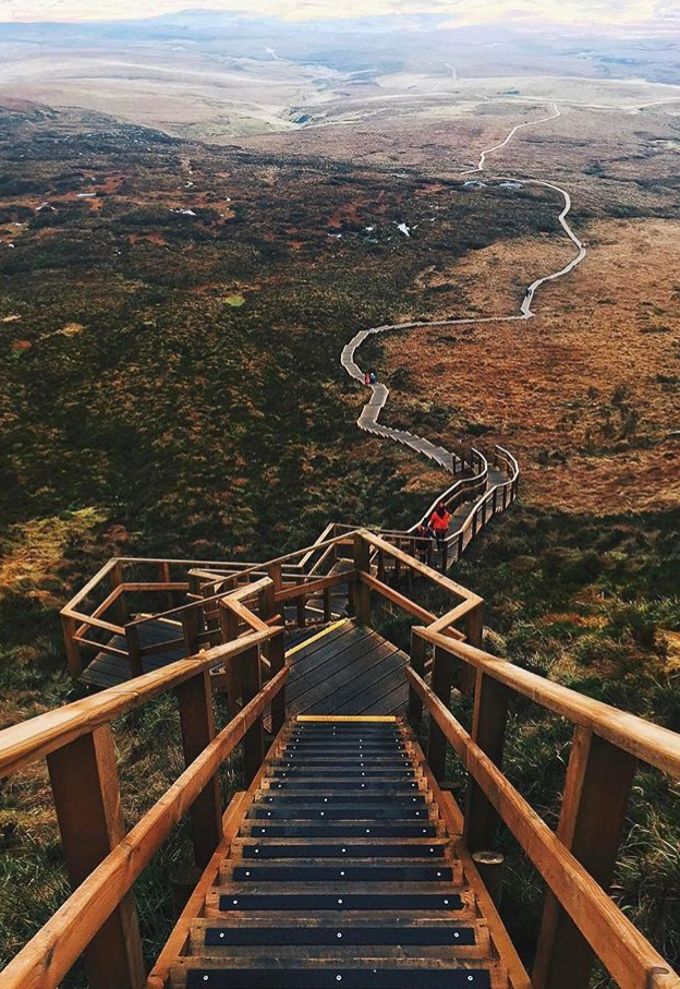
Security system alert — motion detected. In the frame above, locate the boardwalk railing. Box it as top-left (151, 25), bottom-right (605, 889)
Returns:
top-left (0, 623), bottom-right (286, 989)
top-left (406, 626), bottom-right (680, 989)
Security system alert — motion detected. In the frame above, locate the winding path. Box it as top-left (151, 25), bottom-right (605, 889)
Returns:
top-left (340, 102), bottom-right (586, 480)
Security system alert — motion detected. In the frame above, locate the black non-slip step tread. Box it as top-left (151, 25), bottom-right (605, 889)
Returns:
top-left (248, 807), bottom-right (433, 821)
top-left (282, 741), bottom-right (407, 748)
top-left (234, 843), bottom-right (450, 860)
top-left (193, 920), bottom-right (479, 945)
top-left (268, 770), bottom-right (417, 778)
top-left (172, 960), bottom-right (495, 989)
top-left (222, 864), bottom-right (457, 883)
top-left (256, 794), bottom-right (429, 805)
top-left (264, 779), bottom-right (421, 790)
top-left (240, 823), bottom-right (443, 838)
top-left (208, 890), bottom-right (468, 915)
top-left (273, 755), bottom-right (413, 763)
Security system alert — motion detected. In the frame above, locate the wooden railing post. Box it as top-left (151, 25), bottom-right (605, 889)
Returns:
top-left (268, 562), bottom-right (282, 594)
top-left (218, 601), bottom-right (242, 715)
top-left (47, 725), bottom-right (145, 989)
top-left (460, 601), bottom-right (484, 694)
top-left (241, 645), bottom-right (264, 783)
top-left (182, 607), bottom-right (202, 656)
top-left (110, 560), bottom-right (128, 626)
top-left (427, 646), bottom-right (453, 781)
top-left (408, 630), bottom-right (426, 725)
top-left (175, 670), bottom-right (222, 868)
top-left (160, 561), bottom-right (174, 610)
top-left (61, 613), bottom-right (83, 678)
top-left (464, 670), bottom-right (510, 852)
top-left (260, 578), bottom-right (286, 735)
top-left (269, 629), bottom-right (286, 735)
top-left (532, 727), bottom-right (637, 989)
top-left (352, 532), bottom-right (371, 625)
top-left (124, 623), bottom-right (144, 678)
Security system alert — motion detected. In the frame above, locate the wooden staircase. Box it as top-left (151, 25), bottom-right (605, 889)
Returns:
top-left (168, 716), bottom-right (507, 989)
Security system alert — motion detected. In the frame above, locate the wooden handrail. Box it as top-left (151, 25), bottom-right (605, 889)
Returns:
top-left (406, 666), bottom-right (680, 989)
top-left (128, 576), bottom-right (273, 628)
top-left (0, 628), bottom-right (277, 778)
top-left (61, 559), bottom-right (119, 613)
top-left (275, 570), bottom-right (352, 603)
top-left (359, 572), bottom-right (465, 641)
top-left (0, 666), bottom-right (287, 989)
top-left (415, 626), bottom-right (680, 780)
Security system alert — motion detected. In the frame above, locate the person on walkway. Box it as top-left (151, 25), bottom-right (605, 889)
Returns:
top-left (414, 521), bottom-right (433, 562)
top-left (369, 369), bottom-right (377, 385)
top-left (364, 370), bottom-right (371, 385)
top-left (429, 501), bottom-right (451, 552)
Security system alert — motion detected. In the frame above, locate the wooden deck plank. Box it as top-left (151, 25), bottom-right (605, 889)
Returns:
top-left (286, 627), bottom-right (376, 690)
top-left (286, 635), bottom-right (387, 708)
top-left (314, 653), bottom-right (407, 716)
top-left (290, 640), bottom-right (401, 714)
top-left (281, 620), bottom-right (410, 717)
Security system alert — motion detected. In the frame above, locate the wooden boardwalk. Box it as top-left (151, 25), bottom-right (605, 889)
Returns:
top-left (81, 618), bottom-right (187, 688)
top-left (286, 620), bottom-right (409, 718)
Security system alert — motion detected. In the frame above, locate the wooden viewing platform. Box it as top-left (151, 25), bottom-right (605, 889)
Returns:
top-left (1, 527), bottom-right (679, 989)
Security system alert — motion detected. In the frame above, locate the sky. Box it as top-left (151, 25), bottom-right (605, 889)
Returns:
top-left (0, 0), bottom-right (678, 23)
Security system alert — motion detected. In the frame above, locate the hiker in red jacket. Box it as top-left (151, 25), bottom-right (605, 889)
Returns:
top-left (429, 502), bottom-right (451, 551)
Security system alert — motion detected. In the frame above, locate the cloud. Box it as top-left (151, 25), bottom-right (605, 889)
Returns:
top-left (1, 0), bottom-right (679, 25)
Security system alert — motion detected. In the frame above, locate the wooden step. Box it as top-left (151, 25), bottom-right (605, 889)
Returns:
top-left (189, 915), bottom-right (490, 953)
top-left (262, 777), bottom-right (422, 791)
top-left (219, 860), bottom-right (462, 884)
top-left (239, 821), bottom-right (445, 838)
top-left (170, 957), bottom-right (506, 989)
top-left (230, 837), bottom-right (451, 859)
top-left (247, 800), bottom-right (436, 820)
top-left (158, 717), bottom-right (515, 989)
top-left (254, 791), bottom-right (431, 805)
top-left (205, 884), bottom-right (469, 917)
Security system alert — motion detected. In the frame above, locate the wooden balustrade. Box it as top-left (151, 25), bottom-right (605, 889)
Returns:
top-left (406, 664), bottom-right (680, 989)
top-left (406, 624), bottom-right (680, 989)
top-left (0, 626), bottom-right (285, 989)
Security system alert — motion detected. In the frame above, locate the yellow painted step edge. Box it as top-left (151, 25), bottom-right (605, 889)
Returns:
top-left (296, 715), bottom-right (397, 723)
top-left (285, 618), bottom-right (350, 657)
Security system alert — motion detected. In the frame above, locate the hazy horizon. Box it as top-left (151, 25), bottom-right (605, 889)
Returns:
top-left (2, 0), bottom-right (680, 29)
